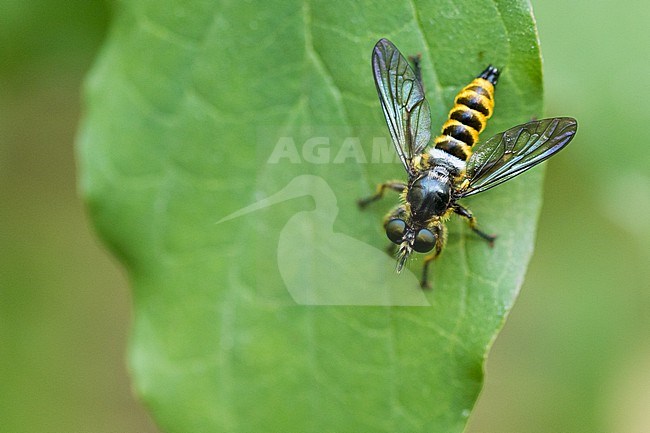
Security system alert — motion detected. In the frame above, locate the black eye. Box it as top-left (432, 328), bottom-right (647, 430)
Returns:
top-left (385, 219), bottom-right (406, 244)
top-left (413, 229), bottom-right (436, 253)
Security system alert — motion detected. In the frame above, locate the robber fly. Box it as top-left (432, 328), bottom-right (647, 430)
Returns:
top-left (358, 38), bottom-right (577, 289)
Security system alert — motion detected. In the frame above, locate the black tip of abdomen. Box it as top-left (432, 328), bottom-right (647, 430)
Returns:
top-left (478, 65), bottom-right (500, 85)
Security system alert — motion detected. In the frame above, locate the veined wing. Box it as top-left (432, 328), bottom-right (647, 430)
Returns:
top-left (372, 38), bottom-right (431, 176)
top-left (459, 117), bottom-right (577, 197)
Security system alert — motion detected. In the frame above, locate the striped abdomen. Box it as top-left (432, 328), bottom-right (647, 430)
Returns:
top-left (434, 66), bottom-right (500, 161)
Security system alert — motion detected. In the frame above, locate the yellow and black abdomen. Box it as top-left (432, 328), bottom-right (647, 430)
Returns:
top-left (434, 66), bottom-right (500, 161)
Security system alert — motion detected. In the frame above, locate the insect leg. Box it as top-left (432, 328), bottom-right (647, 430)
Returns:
top-left (420, 234), bottom-right (445, 289)
top-left (453, 204), bottom-right (497, 246)
top-left (357, 180), bottom-right (407, 208)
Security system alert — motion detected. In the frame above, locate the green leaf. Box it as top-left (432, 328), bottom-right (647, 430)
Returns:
top-left (78, 0), bottom-right (543, 432)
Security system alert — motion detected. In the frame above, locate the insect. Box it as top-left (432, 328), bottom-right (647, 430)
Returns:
top-left (359, 38), bottom-right (578, 289)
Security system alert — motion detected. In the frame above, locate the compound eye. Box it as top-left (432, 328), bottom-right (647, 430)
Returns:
top-left (413, 229), bottom-right (436, 253)
top-left (385, 219), bottom-right (407, 244)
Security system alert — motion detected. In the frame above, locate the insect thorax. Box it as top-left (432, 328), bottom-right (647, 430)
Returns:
top-left (407, 167), bottom-right (453, 222)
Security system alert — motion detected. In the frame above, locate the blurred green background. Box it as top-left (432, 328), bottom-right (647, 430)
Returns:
top-left (1, 1), bottom-right (648, 432)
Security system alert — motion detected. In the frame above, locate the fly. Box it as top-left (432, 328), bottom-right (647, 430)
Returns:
top-left (359, 38), bottom-right (578, 288)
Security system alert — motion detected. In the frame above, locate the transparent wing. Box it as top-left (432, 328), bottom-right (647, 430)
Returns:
top-left (372, 38), bottom-right (431, 175)
top-left (459, 117), bottom-right (578, 197)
